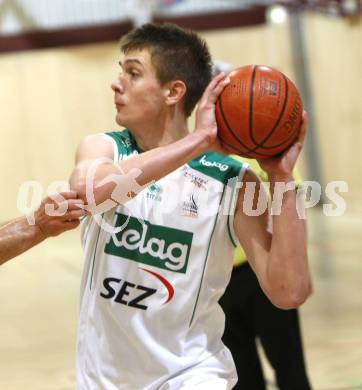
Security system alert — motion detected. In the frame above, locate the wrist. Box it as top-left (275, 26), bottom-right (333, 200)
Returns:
top-left (188, 130), bottom-right (210, 154)
top-left (267, 173), bottom-right (294, 183)
top-left (16, 216), bottom-right (48, 245)
top-left (31, 219), bottom-right (48, 242)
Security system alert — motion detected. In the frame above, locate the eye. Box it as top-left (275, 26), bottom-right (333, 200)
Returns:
top-left (127, 69), bottom-right (139, 79)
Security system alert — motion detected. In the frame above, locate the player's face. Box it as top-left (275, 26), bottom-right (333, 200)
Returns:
top-left (111, 49), bottom-right (167, 128)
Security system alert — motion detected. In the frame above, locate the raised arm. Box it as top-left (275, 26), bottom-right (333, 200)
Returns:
top-left (70, 73), bottom-right (230, 210)
top-left (234, 112), bottom-right (311, 309)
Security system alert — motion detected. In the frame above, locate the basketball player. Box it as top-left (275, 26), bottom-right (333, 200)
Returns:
top-left (0, 192), bottom-right (85, 265)
top-left (70, 23), bottom-right (311, 389)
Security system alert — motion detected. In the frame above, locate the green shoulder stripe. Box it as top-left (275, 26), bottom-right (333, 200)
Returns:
top-left (105, 129), bottom-right (143, 159)
top-left (188, 151), bottom-right (246, 184)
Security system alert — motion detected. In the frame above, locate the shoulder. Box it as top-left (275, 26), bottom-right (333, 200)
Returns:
top-left (241, 166), bottom-right (262, 183)
top-left (104, 129), bottom-right (132, 148)
top-left (76, 129), bottom-right (133, 163)
top-left (104, 129), bottom-right (142, 158)
top-left (230, 155), bottom-right (269, 182)
top-left (76, 133), bottom-right (114, 161)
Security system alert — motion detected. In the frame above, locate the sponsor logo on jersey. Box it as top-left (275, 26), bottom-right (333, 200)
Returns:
top-left (121, 137), bottom-right (133, 148)
top-left (199, 155), bottom-right (229, 172)
top-left (100, 277), bottom-right (157, 310)
top-left (140, 267), bottom-right (174, 304)
top-left (146, 183), bottom-right (163, 202)
top-left (99, 268), bottom-right (174, 310)
top-left (181, 193), bottom-right (199, 218)
top-left (105, 213), bottom-right (193, 273)
top-left (181, 166), bottom-right (208, 190)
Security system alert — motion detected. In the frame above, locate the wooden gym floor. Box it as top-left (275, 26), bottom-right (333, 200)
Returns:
top-left (0, 207), bottom-right (361, 389)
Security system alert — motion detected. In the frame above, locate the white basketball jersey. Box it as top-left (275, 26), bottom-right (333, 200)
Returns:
top-left (77, 130), bottom-right (247, 389)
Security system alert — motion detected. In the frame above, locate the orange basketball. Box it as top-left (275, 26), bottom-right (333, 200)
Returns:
top-left (216, 65), bottom-right (303, 158)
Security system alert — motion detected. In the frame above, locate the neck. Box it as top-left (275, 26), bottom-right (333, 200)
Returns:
top-left (126, 107), bottom-right (189, 151)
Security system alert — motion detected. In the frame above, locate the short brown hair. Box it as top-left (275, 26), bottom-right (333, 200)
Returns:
top-left (120, 23), bottom-right (212, 117)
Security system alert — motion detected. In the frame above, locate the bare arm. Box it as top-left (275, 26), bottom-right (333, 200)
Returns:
top-left (234, 113), bottom-right (311, 309)
top-left (69, 73), bottom-right (231, 210)
top-left (0, 217), bottom-right (46, 265)
top-left (0, 192), bottom-right (85, 265)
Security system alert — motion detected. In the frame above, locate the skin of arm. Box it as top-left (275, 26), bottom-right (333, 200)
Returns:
top-left (69, 73), bottom-right (231, 211)
top-left (234, 112), bottom-right (311, 309)
top-left (0, 192), bottom-right (85, 265)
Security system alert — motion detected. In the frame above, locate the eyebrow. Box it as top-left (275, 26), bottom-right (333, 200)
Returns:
top-left (118, 59), bottom-right (144, 68)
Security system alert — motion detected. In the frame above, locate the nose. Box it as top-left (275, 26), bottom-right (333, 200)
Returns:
top-left (111, 77), bottom-right (124, 94)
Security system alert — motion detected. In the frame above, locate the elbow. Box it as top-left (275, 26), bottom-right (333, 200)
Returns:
top-left (274, 292), bottom-right (308, 310)
top-left (268, 283), bottom-right (311, 310)
top-left (70, 179), bottom-right (87, 203)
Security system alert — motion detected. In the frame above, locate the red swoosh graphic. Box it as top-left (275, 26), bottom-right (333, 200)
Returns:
top-left (139, 268), bottom-right (174, 304)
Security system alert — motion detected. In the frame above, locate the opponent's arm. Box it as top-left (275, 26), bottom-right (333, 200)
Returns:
top-left (0, 192), bottom-right (85, 265)
top-left (70, 73), bottom-right (230, 209)
top-left (234, 112), bottom-right (311, 309)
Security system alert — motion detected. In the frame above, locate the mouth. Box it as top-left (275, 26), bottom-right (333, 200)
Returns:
top-left (114, 94), bottom-right (125, 108)
top-left (114, 101), bottom-right (125, 110)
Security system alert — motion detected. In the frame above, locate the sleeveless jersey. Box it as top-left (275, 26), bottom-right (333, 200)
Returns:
top-left (76, 129), bottom-right (247, 389)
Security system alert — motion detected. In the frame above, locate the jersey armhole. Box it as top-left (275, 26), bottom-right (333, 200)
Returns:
top-left (226, 163), bottom-right (248, 247)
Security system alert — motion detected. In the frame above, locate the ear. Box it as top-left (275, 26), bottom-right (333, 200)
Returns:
top-left (164, 80), bottom-right (186, 107)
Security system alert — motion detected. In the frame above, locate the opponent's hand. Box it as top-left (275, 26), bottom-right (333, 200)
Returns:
top-left (257, 111), bottom-right (308, 180)
top-left (194, 72), bottom-right (230, 149)
top-left (34, 191), bottom-right (86, 238)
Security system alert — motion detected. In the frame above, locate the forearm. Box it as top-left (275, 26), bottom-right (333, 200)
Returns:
top-left (120, 131), bottom-right (208, 184)
top-left (71, 131), bottom-right (209, 207)
top-left (0, 217), bottom-right (46, 265)
top-left (266, 177), bottom-right (310, 308)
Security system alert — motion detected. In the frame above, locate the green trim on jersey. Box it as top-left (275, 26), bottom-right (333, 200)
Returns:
top-left (227, 200), bottom-right (238, 249)
top-left (89, 215), bottom-right (103, 290)
top-left (106, 131), bottom-right (245, 187)
top-left (104, 129), bottom-right (245, 265)
top-left (188, 151), bottom-right (245, 185)
top-left (189, 184), bottom-right (228, 327)
top-left (105, 129), bottom-right (143, 157)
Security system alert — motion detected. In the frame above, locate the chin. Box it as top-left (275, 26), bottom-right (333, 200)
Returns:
top-left (115, 113), bottom-right (127, 127)
top-left (116, 114), bottom-right (142, 131)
